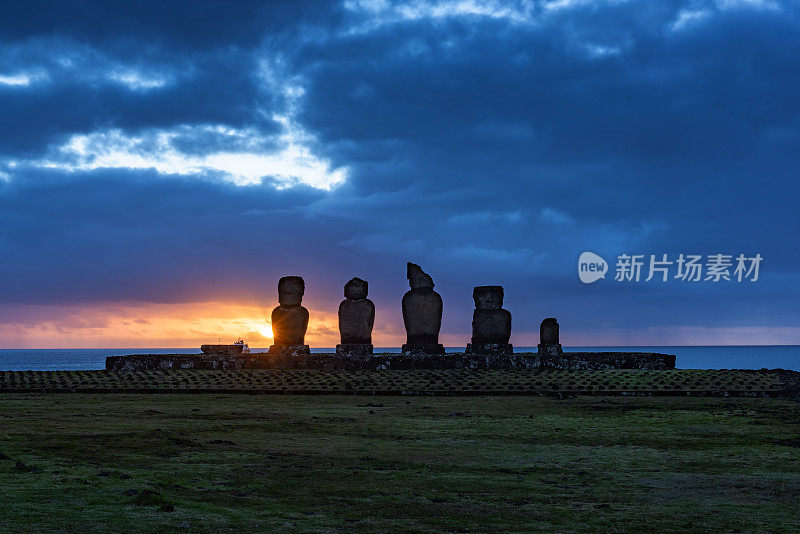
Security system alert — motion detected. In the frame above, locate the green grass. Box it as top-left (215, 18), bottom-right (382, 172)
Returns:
top-left (1, 394), bottom-right (800, 532)
top-left (0, 369), bottom-right (798, 395)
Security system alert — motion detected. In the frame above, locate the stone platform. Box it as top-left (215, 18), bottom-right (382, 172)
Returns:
top-left (4, 368), bottom-right (799, 397)
top-left (106, 351), bottom-right (676, 372)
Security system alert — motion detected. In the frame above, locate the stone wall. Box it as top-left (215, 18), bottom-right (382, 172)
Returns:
top-left (106, 351), bottom-right (676, 372)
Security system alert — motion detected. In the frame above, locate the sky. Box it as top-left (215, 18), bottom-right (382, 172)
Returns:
top-left (0, 0), bottom-right (798, 348)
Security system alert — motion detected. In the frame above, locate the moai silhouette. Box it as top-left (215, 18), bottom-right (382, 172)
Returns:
top-left (269, 276), bottom-right (310, 356)
top-left (465, 285), bottom-right (513, 355)
top-left (401, 262), bottom-right (444, 355)
top-left (336, 277), bottom-right (375, 358)
top-left (537, 317), bottom-right (563, 356)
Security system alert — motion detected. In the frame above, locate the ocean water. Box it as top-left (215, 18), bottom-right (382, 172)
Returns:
top-left (0, 346), bottom-right (797, 371)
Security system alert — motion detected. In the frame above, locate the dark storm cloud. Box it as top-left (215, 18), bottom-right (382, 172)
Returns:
top-left (0, 168), bottom-right (329, 302)
top-left (0, 37), bottom-right (276, 154)
top-left (293, 0), bottom-right (800, 334)
top-left (1, 0), bottom-right (799, 343)
top-left (0, 0), bottom-right (334, 50)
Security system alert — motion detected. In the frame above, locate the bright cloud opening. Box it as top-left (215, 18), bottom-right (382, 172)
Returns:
top-left (0, 71), bottom-right (48, 87)
top-left (108, 70), bottom-right (170, 90)
top-left (3, 54), bottom-right (349, 190)
top-left (0, 73), bottom-right (32, 86)
top-left (22, 123), bottom-right (347, 189)
top-left (342, 0), bottom-right (538, 34)
top-left (670, 9), bottom-right (712, 31)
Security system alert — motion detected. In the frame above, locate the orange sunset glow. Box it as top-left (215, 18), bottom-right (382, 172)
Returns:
top-left (3, 300), bottom-right (800, 349)
top-left (0, 301), bottom-right (383, 349)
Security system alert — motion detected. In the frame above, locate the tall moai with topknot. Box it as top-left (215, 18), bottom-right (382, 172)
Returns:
top-left (465, 285), bottom-right (513, 355)
top-left (268, 276), bottom-right (310, 356)
top-left (336, 277), bottom-right (375, 358)
top-left (401, 262), bottom-right (445, 355)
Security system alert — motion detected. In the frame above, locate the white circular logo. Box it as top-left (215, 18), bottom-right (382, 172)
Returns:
top-left (578, 252), bottom-right (608, 284)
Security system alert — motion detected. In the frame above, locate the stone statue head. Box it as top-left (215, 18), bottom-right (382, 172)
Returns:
top-left (278, 276), bottom-right (305, 307)
top-left (344, 277), bottom-right (368, 300)
top-left (407, 262), bottom-right (434, 290)
top-left (473, 286), bottom-right (503, 310)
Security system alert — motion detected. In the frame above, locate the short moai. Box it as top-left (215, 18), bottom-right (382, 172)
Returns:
top-left (537, 317), bottom-right (563, 356)
top-left (269, 276), bottom-right (310, 356)
top-left (465, 286), bottom-right (513, 355)
top-left (336, 277), bottom-right (375, 358)
top-left (401, 262), bottom-right (445, 355)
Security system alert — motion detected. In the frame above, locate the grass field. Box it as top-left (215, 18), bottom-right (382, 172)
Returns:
top-left (1, 394), bottom-right (800, 532)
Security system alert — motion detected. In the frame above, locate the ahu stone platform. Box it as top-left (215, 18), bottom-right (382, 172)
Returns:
top-left (106, 351), bottom-right (676, 372)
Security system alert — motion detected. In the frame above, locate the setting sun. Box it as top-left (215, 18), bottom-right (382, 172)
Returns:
top-left (257, 325), bottom-right (273, 340)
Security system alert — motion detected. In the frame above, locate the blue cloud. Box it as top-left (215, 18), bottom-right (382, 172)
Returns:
top-left (0, 0), bottom-right (798, 343)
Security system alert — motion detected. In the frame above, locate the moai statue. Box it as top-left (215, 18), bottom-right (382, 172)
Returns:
top-left (465, 286), bottom-right (513, 355)
top-left (268, 276), bottom-right (310, 356)
top-left (401, 262), bottom-right (445, 355)
top-left (336, 277), bottom-right (375, 358)
top-left (538, 317), bottom-right (563, 356)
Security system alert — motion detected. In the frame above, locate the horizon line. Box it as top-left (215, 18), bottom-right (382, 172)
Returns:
top-left (1, 344), bottom-right (799, 350)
